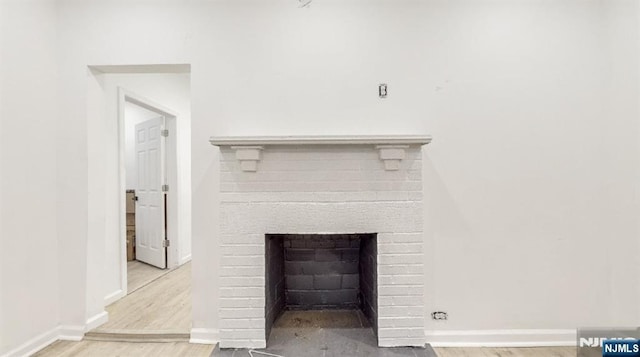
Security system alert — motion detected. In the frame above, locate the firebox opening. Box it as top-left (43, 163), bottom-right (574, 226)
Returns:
top-left (265, 233), bottom-right (378, 344)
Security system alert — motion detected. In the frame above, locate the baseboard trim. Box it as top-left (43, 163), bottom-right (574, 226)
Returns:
top-left (85, 311), bottom-right (109, 332)
top-left (104, 289), bottom-right (126, 306)
top-left (426, 329), bottom-right (577, 347)
top-left (0, 327), bottom-right (59, 357)
top-left (58, 325), bottom-right (84, 341)
top-left (180, 254), bottom-right (192, 265)
top-left (1, 312), bottom-right (111, 357)
top-left (190, 328), bottom-right (219, 344)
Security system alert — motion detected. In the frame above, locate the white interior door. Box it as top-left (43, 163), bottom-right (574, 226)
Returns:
top-left (135, 116), bottom-right (167, 269)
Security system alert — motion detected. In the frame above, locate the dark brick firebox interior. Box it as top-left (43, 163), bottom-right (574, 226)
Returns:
top-left (265, 234), bottom-right (378, 341)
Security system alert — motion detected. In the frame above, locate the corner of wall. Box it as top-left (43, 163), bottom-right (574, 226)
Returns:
top-left (0, 310), bottom-right (109, 357)
top-left (104, 289), bottom-right (126, 306)
top-left (57, 326), bottom-right (84, 342)
top-left (85, 311), bottom-right (109, 332)
top-left (180, 254), bottom-right (193, 266)
top-left (0, 328), bottom-right (59, 357)
top-left (190, 328), bottom-right (219, 345)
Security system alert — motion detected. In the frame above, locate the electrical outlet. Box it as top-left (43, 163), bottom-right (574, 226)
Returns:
top-left (379, 83), bottom-right (388, 98)
top-left (432, 311), bottom-right (448, 320)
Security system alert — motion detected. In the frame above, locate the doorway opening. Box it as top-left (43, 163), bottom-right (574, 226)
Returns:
top-left (123, 95), bottom-right (176, 290)
top-left (86, 66), bottom-right (192, 338)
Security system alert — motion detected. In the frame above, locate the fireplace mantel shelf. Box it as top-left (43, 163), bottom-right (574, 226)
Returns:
top-left (210, 135), bottom-right (432, 172)
top-left (209, 135), bottom-right (432, 146)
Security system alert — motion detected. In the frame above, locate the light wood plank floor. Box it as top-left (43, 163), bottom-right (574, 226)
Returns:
top-left (33, 340), bottom-right (213, 357)
top-left (34, 343), bottom-right (575, 357)
top-left (127, 260), bottom-right (171, 294)
top-left (92, 262), bottom-right (191, 332)
top-left (434, 347), bottom-right (577, 357)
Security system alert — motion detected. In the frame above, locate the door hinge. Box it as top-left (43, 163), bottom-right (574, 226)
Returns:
top-left (163, 240), bottom-right (170, 248)
top-left (161, 129), bottom-right (169, 137)
top-left (162, 184), bottom-right (169, 192)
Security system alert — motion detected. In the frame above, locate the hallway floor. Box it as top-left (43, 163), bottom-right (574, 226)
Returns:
top-left (92, 261), bottom-right (191, 332)
top-left (34, 340), bottom-right (213, 357)
top-left (127, 260), bottom-right (171, 293)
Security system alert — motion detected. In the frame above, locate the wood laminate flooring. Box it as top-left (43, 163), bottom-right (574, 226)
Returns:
top-left (92, 262), bottom-right (191, 332)
top-left (35, 343), bottom-right (576, 357)
top-left (127, 260), bottom-right (171, 294)
top-left (33, 340), bottom-right (213, 357)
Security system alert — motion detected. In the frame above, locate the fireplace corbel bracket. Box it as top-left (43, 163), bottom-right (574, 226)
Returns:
top-left (376, 145), bottom-right (410, 171)
top-left (231, 146), bottom-right (263, 172)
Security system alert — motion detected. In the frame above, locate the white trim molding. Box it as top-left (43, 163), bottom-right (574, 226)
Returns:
top-left (90, 64), bottom-right (191, 74)
top-left (0, 327), bottom-right (60, 357)
top-left (209, 135), bottom-right (431, 146)
top-left (0, 312), bottom-right (110, 357)
top-left (104, 289), bottom-right (126, 306)
top-left (209, 135), bottom-right (432, 146)
top-left (190, 328), bottom-right (219, 345)
top-left (180, 254), bottom-right (193, 265)
top-left (85, 311), bottom-right (109, 332)
top-left (425, 329), bottom-right (577, 347)
top-left (210, 135), bottom-right (432, 172)
top-left (58, 325), bottom-right (85, 341)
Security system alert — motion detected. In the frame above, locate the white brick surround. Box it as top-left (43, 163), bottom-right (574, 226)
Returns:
top-left (211, 135), bottom-right (431, 349)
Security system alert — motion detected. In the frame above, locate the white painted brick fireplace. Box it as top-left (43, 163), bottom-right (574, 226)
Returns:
top-left (210, 135), bottom-right (431, 349)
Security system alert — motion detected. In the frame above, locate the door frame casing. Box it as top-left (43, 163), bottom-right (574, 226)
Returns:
top-left (108, 87), bottom-right (180, 304)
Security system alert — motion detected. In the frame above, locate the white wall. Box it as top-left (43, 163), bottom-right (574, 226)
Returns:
top-left (421, 1), bottom-right (640, 340)
top-left (96, 73), bottom-right (192, 304)
top-left (124, 102), bottom-right (162, 189)
top-left (600, 0), bottom-right (640, 326)
top-left (0, 0), bottom-right (60, 355)
top-left (0, 0), bottom-right (634, 351)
